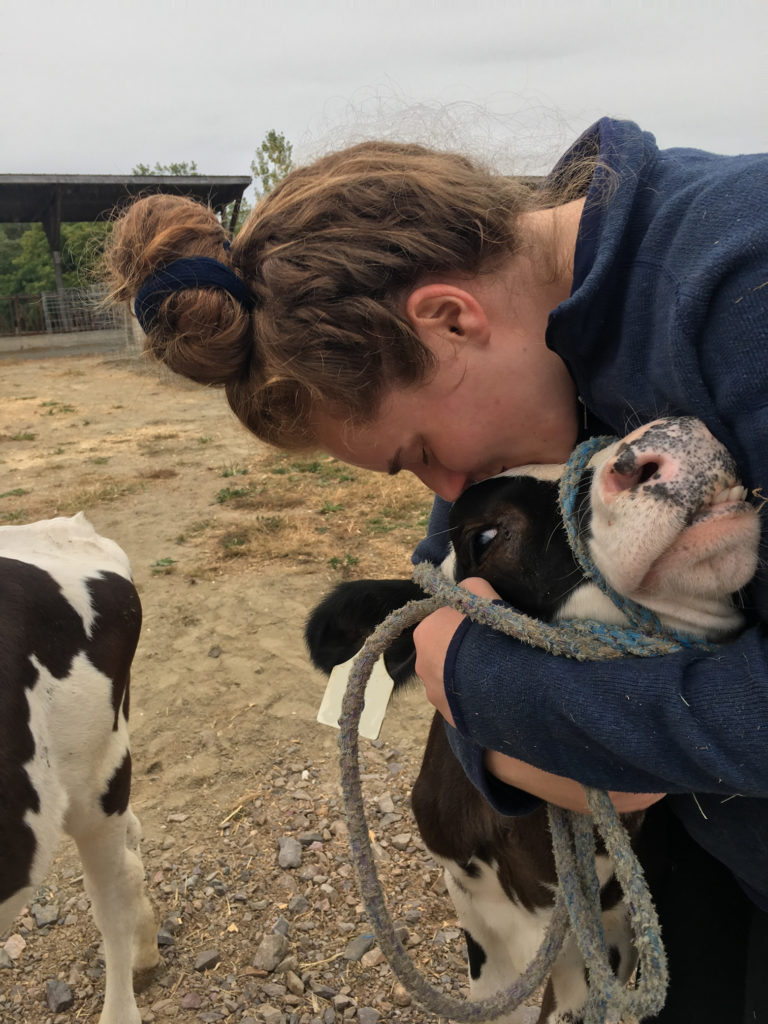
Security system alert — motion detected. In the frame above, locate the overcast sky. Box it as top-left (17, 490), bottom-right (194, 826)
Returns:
top-left (2, 0), bottom-right (766, 196)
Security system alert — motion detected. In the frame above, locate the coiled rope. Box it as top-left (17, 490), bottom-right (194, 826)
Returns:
top-left (337, 435), bottom-right (711, 1023)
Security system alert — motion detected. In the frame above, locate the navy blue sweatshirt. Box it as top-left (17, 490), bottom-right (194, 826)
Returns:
top-left (413, 119), bottom-right (768, 908)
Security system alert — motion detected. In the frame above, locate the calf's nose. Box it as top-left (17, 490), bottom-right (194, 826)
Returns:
top-left (600, 447), bottom-right (679, 499)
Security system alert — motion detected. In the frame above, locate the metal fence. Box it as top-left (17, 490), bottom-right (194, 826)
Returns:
top-left (0, 293), bottom-right (45, 335)
top-left (0, 285), bottom-right (128, 337)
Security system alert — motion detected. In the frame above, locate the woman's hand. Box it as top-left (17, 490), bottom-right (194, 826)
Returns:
top-left (413, 576), bottom-right (666, 815)
top-left (413, 575), bottom-right (498, 726)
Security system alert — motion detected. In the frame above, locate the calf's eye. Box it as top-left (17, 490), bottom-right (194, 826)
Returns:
top-left (469, 527), bottom-right (498, 564)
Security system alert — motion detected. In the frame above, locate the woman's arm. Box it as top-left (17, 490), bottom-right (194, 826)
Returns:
top-left (414, 577), bottom-right (666, 813)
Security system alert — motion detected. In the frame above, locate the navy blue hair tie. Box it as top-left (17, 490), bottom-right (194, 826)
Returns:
top-left (134, 257), bottom-right (255, 332)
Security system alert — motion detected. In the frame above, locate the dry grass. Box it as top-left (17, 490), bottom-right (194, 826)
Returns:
top-left (0, 355), bottom-right (434, 581)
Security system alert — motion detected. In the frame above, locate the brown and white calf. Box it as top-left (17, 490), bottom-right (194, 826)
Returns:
top-left (306, 417), bottom-right (761, 1024)
top-left (0, 513), bottom-right (158, 1024)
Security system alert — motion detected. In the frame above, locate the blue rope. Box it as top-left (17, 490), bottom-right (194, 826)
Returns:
top-left (558, 436), bottom-right (669, 634)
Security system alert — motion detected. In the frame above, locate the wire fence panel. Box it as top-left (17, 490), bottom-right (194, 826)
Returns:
top-left (0, 294), bottom-right (45, 335)
top-left (0, 286), bottom-right (127, 337)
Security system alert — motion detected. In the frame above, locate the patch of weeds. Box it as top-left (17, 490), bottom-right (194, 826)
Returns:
top-left (150, 556), bottom-right (177, 575)
top-left (220, 532), bottom-right (247, 557)
top-left (329, 553), bottom-right (360, 571)
top-left (291, 458), bottom-right (356, 483)
top-left (198, 436), bottom-right (213, 445)
top-left (0, 488), bottom-right (30, 498)
top-left (320, 501), bottom-right (343, 515)
top-left (91, 456), bottom-right (110, 465)
top-left (253, 515), bottom-right (284, 534)
top-left (176, 519), bottom-right (212, 544)
top-left (268, 456), bottom-right (356, 483)
top-left (367, 518), bottom-right (397, 535)
top-left (215, 484), bottom-right (254, 503)
top-left (42, 402), bottom-right (75, 415)
top-left (61, 481), bottom-right (141, 512)
top-left (142, 468), bottom-right (178, 480)
top-left (9, 432), bottom-right (36, 441)
top-left (221, 464), bottom-right (248, 478)
top-left (52, 447), bottom-right (65, 455)
top-left (0, 509), bottom-right (29, 523)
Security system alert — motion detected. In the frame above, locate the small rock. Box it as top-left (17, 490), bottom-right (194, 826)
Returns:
top-left (253, 933), bottom-right (290, 972)
top-left (392, 982), bottom-right (411, 1006)
top-left (310, 983), bottom-right (337, 1000)
top-left (32, 903), bottom-right (60, 928)
top-left (357, 1009), bottom-right (380, 1024)
top-left (287, 894), bottom-right (310, 915)
top-left (262, 982), bottom-right (287, 998)
top-left (376, 794), bottom-right (395, 815)
top-left (285, 969), bottom-right (304, 995)
top-left (391, 833), bottom-right (412, 851)
top-left (360, 948), bottom-right (386, 968)
top-left (208, 645), bottom-right (222, 658)
top-left (277, 836), bottom-right (302, 869)
top-left (297, 831), bottom-right (323, 846)
top-left (157, 927), bottom-right (176, 947)
top-left (0, 950), bottom-right (12, 969)
top-left (261, 1005), bottom-right (283, 1024)
top-left (194, 949), bottom-right (221, 972)
top-left (272, 915), bottom-right (290, 936)
top-left (343, 933), bottom-right (375, 961)
top-left (181, 991), bottom-right (203, 1009)
top-left (46, 979), bottom-right (74, 1012)
top-left (3, 934), bottom-right (26, 960)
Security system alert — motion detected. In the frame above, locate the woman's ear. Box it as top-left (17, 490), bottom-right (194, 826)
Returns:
top-left (405, 284), bottom-right (490, 346)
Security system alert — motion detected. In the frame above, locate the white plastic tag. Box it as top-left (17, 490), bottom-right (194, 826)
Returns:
top-left (316, 653), bottom-right (395, 740)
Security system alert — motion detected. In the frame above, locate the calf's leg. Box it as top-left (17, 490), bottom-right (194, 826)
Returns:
top-left (71, 804), bottom-right (157, 1024)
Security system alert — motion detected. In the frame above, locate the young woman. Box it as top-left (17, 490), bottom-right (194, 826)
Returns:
top-left (105, 118), bottom-right (768, 1021)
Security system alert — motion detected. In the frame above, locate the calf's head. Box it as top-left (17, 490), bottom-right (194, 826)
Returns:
top-left (451, 417), bottom-right (761, 640)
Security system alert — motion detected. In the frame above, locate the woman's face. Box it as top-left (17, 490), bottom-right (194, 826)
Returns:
top-left (315, 326), bottom-right (580, 501)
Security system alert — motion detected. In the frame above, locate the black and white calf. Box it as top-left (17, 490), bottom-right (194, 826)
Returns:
top-left (306, 417), bottom-right (761, 1024)
top-left (0, 513), bottom-right (157, 1024)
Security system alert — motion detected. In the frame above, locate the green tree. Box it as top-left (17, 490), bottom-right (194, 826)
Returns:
top-left (0, 222), bottom-right (109, 297)
top-left (131, 160), bottom-right (200, 176)
top-left (251, 130), bottom-right (294, 201)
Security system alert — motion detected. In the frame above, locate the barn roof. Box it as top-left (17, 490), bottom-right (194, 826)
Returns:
top-left (0, 173), bottom-right (251, 246)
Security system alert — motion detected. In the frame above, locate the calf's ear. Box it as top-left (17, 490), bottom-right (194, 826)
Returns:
top-left (305, 579), bottom-right (423, 674)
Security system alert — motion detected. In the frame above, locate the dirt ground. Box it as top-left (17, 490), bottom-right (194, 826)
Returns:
top-left (0, 352), bottom-right (545, 1024)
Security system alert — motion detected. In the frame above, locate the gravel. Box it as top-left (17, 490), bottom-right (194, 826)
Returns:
top-left (0, 733), bottom-right (546, 1024)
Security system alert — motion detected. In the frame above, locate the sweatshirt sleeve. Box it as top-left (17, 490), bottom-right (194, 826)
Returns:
top-left (443, 616), bottom-right (768, 798)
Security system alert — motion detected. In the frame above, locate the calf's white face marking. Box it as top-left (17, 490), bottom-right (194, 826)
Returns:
top-left (588, 418), bottom-right (760, 638)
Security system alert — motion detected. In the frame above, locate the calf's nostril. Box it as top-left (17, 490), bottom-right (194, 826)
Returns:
top-left (638, 461), bottom-right (660, 485)
top-left (603, 455), bottom-right (663, 496)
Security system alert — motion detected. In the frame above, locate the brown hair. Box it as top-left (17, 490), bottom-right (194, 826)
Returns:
top-left (105, 141), bottom-right (548, 449)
